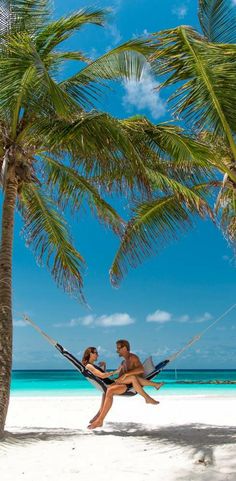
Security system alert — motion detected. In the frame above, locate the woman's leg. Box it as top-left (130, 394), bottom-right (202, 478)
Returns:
top-left (89, 393), bottom-right (105, 423)
top-left (116, 375), bottom-right (159, 404)
top-left (88, 384), bottom-right (127, 429)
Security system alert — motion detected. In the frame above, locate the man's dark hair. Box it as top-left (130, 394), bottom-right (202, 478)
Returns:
top-left (116, 339), bottom-right (130, 351)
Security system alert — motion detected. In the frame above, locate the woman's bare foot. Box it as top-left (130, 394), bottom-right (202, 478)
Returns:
top-left (155, 382), bottom-right (164, 390)
top-left (89, 414), bottom-right (100, 424)
top-left (146, 398), bottom-right (159, 405)
top-left (88, 419), bottom-right (104, 429)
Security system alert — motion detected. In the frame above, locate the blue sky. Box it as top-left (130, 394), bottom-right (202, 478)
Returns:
top-left (2, 0), bottom-right (236, 369)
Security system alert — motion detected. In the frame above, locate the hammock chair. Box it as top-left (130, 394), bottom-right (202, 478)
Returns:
top-left (24, 303), bottom-right (236, 396)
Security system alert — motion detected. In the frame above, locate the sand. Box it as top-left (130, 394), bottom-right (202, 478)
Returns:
top-left (1, 392), bottom-right (236, 481)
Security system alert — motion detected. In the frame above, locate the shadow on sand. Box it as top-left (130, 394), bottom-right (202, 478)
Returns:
top-left (95, 422), bottom-right (236, 448)
top-left (1, 422), bottom-right (235, 451)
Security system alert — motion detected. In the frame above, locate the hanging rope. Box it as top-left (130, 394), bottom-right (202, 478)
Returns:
top-left (168, 302), bottom-right (236, 364)
top-left (24, 302), bottom-right (236, 368)
top-left (23, 314), bottom-right (57, 347)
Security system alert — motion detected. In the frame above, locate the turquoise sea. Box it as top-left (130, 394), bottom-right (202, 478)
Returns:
top-left (11, 370), bottom-right (236, 397)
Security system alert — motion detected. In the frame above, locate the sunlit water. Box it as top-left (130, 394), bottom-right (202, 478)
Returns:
top-left (11, 370), bottom-right (236, 397)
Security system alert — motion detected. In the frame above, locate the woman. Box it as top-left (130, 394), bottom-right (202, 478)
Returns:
top-left (82, 346), bottom-right (121, 424)
top-left (82, 346), bottom-right (120, 380)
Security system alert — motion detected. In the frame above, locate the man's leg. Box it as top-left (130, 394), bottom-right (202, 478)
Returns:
top-left (88, 384), bottom-right (127, 429)
top-left (116, 375), bottom-right (159, 404)
top-left (137, 377), bottom-right (164, 391)
top-left (89, 393), bottom-right (105, 424)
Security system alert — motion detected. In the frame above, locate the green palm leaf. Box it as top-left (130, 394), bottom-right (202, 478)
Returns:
top-left (199, 0), bottom-right (236, 43)
top-left (20, 111), bottom-right (139, 171)
top-left (61, 39), bottom-right (153, 106)
top-left (110, 182), bottom-right (218, 285)
top-left (35, 9), bottom-right (106, 57)
top-left (215, 175), bottom-right (236, 245)
top-left (42, 155), bottom-right (125, 236)
top-left (151, 27), bottom-right (236, 165)
top-left (0, 32), bottom-right (80, 121)
top-left (0, 0), bottom-right (51, 35)
top-left (19, 183), bottom-right (85, 299)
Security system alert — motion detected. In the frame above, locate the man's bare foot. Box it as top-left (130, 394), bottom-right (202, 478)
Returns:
top-left (155, 382), bottom-right (164, 390)
top-left (88, 420), bottom-right (104, 429)
top-left (146, 398), bottom-right (159, 405)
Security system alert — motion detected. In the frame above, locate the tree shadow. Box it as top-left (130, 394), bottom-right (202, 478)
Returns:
top-left (95, 422), bottom-right (236, 450)
top-left (0, 427), bottom-right (90, 451)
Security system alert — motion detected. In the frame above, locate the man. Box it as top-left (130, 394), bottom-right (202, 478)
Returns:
top-left (88, 339), bottom-right (161, 429)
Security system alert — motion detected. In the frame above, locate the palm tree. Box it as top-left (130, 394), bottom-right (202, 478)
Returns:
top-left (110, 0), bottom-right (236, 284)
top-left (0, 0), bottom-right (218, 436)
top-left (0, 0), bottom-right (156, 436)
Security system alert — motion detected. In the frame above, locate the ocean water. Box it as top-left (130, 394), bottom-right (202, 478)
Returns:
top-left (11, 370), bottom-right (236, 397)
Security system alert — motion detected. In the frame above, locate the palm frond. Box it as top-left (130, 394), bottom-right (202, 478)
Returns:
top-left (35, 8), bottom-right (106, 57)
top-left (123, 117), bottom-right (216, 177)
top-left (41, 154), bottom-right (125, 236)
top-left (19, 182), bottom-right (85, 300)
top-left (46, 51), bottom-right (90, 69)
top-left (215, 175), bottom-right (236, 246)
top-left (0, 32), bottom-right (80, 120)
top-left (0, 0), bottom-right (51, 36)
top-left (151, 27), bottom-right (236, 158)
top-left (110, 182), bottom-right (217, 285)
top-left (199, 0), bottom-right (236, 43)
top-left (20, 111), bottom-right (138, 170)
top-left (61, 39), bottom-right (153, 105)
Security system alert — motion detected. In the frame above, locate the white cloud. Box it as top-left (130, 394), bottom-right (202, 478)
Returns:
top-left (132, 28), bottom-right (150, 39)
top-left (106, 23), bottom-right (122, 46)
top-left (13, 319), bottom-right (27, 327)
top-left (146, 310), bottom-right (172, 323)
top-left (194, 312), bottom-right (213, 323)
top-left (151, 346), bottom-right (171, 357)
top-left (146, 309), bottom-right (213, 325)
top-left (178, 314), bottom-right (190, 323)
top-left (122, 67), bottom-right (166, 119)
top-left (96, 313), bottom-right (135, 326)
top-left (111, 0), bottom-right (123, 13)
top-left (88, 48), bottom-right (97, 60)
top-left (172, 4), bottom-right (188, 18)
top-left (54, 312), bottom-right (135, 328)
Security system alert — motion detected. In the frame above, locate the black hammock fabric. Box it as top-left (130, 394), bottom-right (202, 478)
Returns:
top-left (56, 343), bottom-right (169, 397)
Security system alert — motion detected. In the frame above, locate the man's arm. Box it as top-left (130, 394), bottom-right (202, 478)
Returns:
top-left (117, 361), bottom-right (126, 377)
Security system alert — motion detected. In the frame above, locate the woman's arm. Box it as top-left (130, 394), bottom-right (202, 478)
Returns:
top-left (98, 361), bottom-right (106, 371)
top-left (86, 364), bottom-right (119, 379)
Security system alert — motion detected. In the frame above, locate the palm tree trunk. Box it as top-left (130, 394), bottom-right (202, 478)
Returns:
top-left (0, 169), bottom-right (18, 437)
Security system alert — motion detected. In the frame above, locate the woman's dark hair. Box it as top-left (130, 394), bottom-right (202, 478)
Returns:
top-left (82, 347), bottom-right (97, 366)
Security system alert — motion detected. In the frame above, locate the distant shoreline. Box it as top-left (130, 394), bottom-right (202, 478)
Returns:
top-left (178, 380), bottom-right (236, 384)
top-left (12, 368), bottom-right (236, 372)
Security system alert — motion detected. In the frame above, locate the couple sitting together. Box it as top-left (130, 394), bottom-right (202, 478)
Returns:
top-left (82, 339), bottom-right (164, 429)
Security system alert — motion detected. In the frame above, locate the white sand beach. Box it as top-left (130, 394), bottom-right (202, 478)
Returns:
top-left (1, 392), bottom-right (236, 481)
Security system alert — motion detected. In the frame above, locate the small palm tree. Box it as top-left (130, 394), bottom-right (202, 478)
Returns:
top-left (109, 0), bottom-right (236, 284)
top-left (0, 0), bottom-right (154, 435)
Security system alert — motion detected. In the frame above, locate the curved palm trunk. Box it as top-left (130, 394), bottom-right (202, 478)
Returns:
top-left (0, 171), bottom-right (18, 437)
